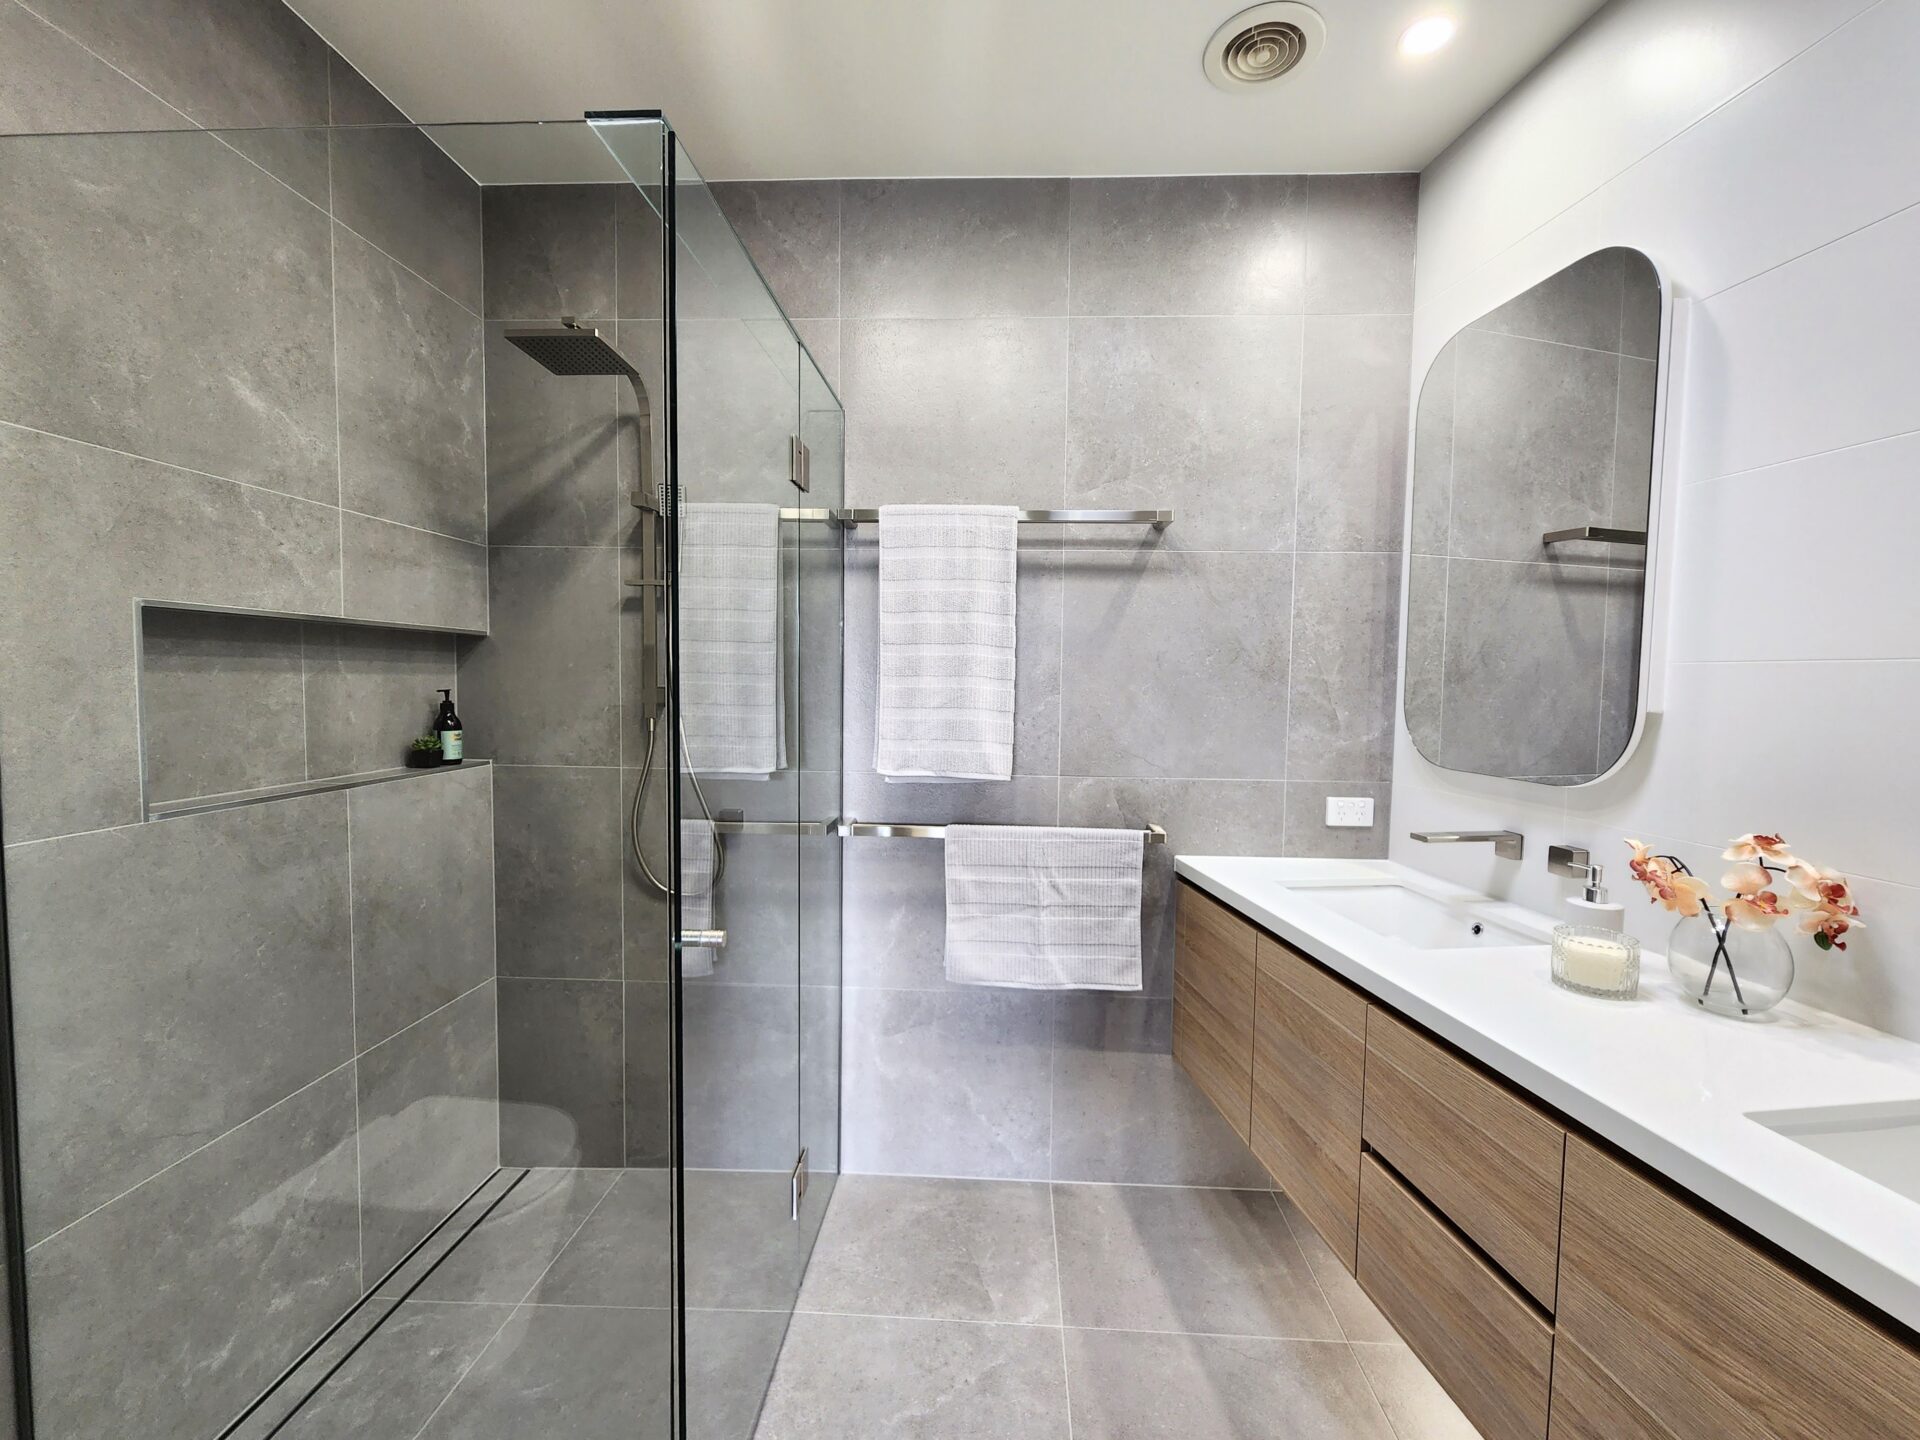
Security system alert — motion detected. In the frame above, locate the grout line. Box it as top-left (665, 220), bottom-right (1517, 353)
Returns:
top-left (1049, 1180), bottom-right (1077, 1436)
top-left (0, 418), bottom-right (340, 517)
top-left (357, 976), bottom-right (497, 1060)
top-left (345, 796), bottom-right (365, 1291)
top-left (329, 135), bottom-right (348, 614)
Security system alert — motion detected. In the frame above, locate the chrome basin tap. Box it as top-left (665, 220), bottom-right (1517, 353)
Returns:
top-left (1409, 829), bottom-right (1525, 861)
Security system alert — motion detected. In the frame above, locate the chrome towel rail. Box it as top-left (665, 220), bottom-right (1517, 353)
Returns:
top-left (778, 507), bottom-right (1173, 529)
top-left (843, 819), bottom-right (1167, 845)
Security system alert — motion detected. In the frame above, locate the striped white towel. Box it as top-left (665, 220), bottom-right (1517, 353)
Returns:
top-left (874, 504), bottom-right (1018, 782)
top-left (680, 503), bottom-right (784, 777)
top-left (944, 825), bottom-right (1145, 990)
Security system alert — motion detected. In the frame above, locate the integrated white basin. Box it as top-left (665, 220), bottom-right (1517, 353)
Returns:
top-left (1288, 882), bottom-right (1544, 950)
top-left (1750, 1101), bottom-right (1920, 1209)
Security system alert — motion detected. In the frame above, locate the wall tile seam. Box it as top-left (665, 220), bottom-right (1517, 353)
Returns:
top-left (7, 0), bottom-right (196, 128)
top-left (21, 1056), bottom-right (359, 1255)
top-left (1680, 421), bottom-right (1920, 489)
top-left (1700, 184), bottom-right (1920, 308)
top-left (1412, 0), bottom-right (1890, 316)
top-left (339, 507), bottom-right (487, 551)
top-left (355, 975), bottom-right (498, 1061)
top-left (330, 211), bottom-right (487, 322)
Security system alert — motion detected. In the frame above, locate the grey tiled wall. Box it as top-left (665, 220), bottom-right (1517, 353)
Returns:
top-left (0, 4), bottom-right (498, 1434)
top-left (711, 174), bottom-right (1416, 1184)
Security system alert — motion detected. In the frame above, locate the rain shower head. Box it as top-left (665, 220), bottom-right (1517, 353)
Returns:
top-left (505, 319), bottom-right (639, 379)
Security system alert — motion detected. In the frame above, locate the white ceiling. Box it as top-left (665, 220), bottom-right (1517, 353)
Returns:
top-left (291, 0), bottom-right (1608, 180)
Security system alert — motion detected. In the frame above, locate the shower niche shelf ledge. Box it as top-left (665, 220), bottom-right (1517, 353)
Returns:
top-left (135, 598), bottom-right (486, 822)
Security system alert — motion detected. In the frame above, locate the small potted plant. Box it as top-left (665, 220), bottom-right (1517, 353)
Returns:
top-left (406, 734), bottom-right (443, 769)
top-left (1627, 834), bottom-right (1864, 1018)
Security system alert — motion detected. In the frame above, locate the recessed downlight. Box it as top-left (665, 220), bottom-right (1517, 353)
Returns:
top-left (1399, 15), bottom-right (1458, 57)
top-left (1203, 4), bottom-right (1327, 92)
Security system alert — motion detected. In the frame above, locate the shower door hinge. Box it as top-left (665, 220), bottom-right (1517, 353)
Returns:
top-left (788, 435), bottom-right (811, 493)
top-left (789, 1147), bottom-right (809, 1221)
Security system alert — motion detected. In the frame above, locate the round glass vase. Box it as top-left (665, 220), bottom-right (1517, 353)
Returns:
top-left (1666, 909), bottom-right (1795, 1018)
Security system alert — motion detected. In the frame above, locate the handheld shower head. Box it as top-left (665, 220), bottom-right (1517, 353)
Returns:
top-left (504, 318), bottom-right (639, 379)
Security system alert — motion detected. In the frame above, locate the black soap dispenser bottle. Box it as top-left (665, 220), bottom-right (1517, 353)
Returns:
top-left (434, 689), bottom-right (464, 765)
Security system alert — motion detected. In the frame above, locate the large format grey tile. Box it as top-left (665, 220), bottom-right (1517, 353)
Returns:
top-left (1287, 552), bottom-right (1399, 783)
top-left (1067, 175), bottom-right (1304, 317)
top-left (0, 3), bottom-right (182, 133)
top-left (330, 123), bottom-right (484, 313)
top-left (0, 128), bottom-right (337, 501)
top-left (301, 621), bottom-right (458, 776)
top-left (396, 1166), bottom-right (619, 1303)
top-left (688, 1309), bottom-right (791, 1440)
top-left (335, 223), bottom-right (487, 543)
top-left (799, 1175), bottom-right (1060, 1324)
top-left (1408, 343), bottom-right (1456, 557)
top-left (349, 764), bottom-right (495, 1045)
top-left (841, 988), bottom-right (1054, 1180)
top-left (712, 180), bottom-right (843, 321)
top-left (1274, 1193), bottom-right (1398, 1345)
top-left (1298, 314), bottom-right (1414, 553)
top-left (673, 316), bottom-right (802, 501)
top-left (0, 426), bottom-right (340, 840)
top-left (683, 983), bottom-right (802, 1172)
top-left (27, 1067), bottom-right (360, 1440)
top-left (625, 982), bottom-right (673, 1166)
top-left (1473, 248), bottom-right (1627, 352)
top-left (684, 1169), bottom-right (811, 1312)
top-left (1437, 558), bottom-right (1609, 779)
top-left (1447, 328), bottom-right (1618, 563)
top-left (1401, 555), bottom-right (1446, 762)
top-left (497, 979), bottom-right (625, 1168)
top-left (1066, 315), bottom-right (1302, 552)
top-left (842, 318), bottom-right (1066, 506)
top-left (841, 178), bottom-right (1067, 318)
top-left (533, 1167), bottom-right (671, 1307)
top-left (1613, 354), bottom-right (1659, 527)
top-left (8, 793), bottom-right (352, 1240)
top-left (357, 983), bottom-right (500, 1283)
top-left (419, 1302), bottom-right (671, 1439)
top-left (28, 0), bottom-right (329, 127)
top-left (1052, 1184), bottom-right (1339, 1339)
top-left (1283, 781), bottom-right (1393, 860)
top-left (482, 183), bottom-right (618, 320)
top-left (757, 1312), bottom-right (1069, 1440)
top-left (1353, 1342), bottom-right (1483, 1440)
top-left (614, 185), bottom-right (667, 321)
top-left (139, 607), bottom-right (308, 802)
top-left (1064, 1328), bottom-right (1395, 1440)
top-left (458, 545), bottom-right (619, 765)
top-left (275, 1299), bottom-right (511, 1440)
top-left (1058, 549), bottom-right (1291, 780)
top-left (483, 321), bottom-right (623, 546)
top-left (1051, 997), bottom-right (1269, 1188)
top-left (491, 764), bottom-right (622, 980)
top-left (341, 512), bottom-right (488, 632)
top-left (328, 47), bottom-right (407, 125)
top-left (1303, 174), bottom-right (1417, 317)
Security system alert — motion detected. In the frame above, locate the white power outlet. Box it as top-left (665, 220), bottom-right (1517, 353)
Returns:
top-left (1325, 796), bottom-right (1375, 828)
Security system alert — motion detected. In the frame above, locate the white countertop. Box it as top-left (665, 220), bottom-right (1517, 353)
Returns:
top-left (1175, 854), bottom-right (1920, 1334)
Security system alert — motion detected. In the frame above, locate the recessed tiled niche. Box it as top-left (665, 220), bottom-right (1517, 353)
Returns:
top-left (136, 601), bottom-right (484, 818)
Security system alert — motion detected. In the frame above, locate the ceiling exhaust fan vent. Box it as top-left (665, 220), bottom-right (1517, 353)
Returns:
top-left (1204, 4), bottom-right (1326, 91)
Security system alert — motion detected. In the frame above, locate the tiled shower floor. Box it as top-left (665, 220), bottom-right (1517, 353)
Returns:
top-left (266, 1170), bottom-right (1477, 1439)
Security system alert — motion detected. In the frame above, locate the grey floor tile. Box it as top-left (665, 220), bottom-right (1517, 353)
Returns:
top-left (1051, 997), bottom-right (1270, 1188)
top-left (534, 1167), bottom-right (672, 1307)
top-left (1275, 1193), bottom-right (1399, 1345)
top-left (1064, 1328), bottom-right (1395, 1440)
top-left (1353, 1343), bottom-right (1484, 1440)
top-left (689, 1309), bottom-right (792, 1440)
top-left (418, 1302), bottom-right (671, 1439)
top-left (275, 1300), bottom-right (513, 1440)
top-left (396, 1167), bottom-right (619, 1303)
top-left (798, 1175), bottom-right (1060, 1324)
top-left (756, 1312), bottom-right (1070, 1440)
top-left (1053, 1184), bottom-right (1340, 1340)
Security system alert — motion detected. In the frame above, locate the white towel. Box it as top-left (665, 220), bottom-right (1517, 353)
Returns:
top-left (680, 503), bottom-right (785, 777)
top-left (678, 817), bottom-right (720, 979)
top-left (874, 504), bottom-right (1018, 782)
top-left (943, 825), bottom-right (1145, 990)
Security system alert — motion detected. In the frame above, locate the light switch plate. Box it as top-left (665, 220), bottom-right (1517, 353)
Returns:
top-left (1325, 796), bottom-right (1374, 828)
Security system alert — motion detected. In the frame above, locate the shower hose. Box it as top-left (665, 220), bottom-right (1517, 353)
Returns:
top-left (630, 710), bottom-right (726, 897)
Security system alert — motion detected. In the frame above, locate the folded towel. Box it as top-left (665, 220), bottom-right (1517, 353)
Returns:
top-left (680, 503), bottom-right (785, 778)
top-left (678, 816), bottom-right (720, 979)
top-left (874, 504), bottom-right (1018, 782)
top-left (944, 825), bottom-right (1145, 990)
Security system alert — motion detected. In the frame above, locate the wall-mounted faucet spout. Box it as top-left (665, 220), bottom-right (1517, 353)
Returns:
top-left (1410, 829), bottom-right (1525, 861)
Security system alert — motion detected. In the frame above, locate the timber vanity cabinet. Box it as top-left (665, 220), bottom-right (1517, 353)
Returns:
top-left (1171, 880), bottom-right (1920, 1440)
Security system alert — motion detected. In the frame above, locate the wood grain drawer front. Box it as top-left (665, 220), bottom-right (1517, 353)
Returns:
top-left (1363, 1008), bottom-right (1566, 1309)
top-left (1556, 1136), bottom-right (1920, 1440)
top-left (1251, 935), bottom-right (1367, 1268)
top-left (1547, 1338), bottom-right (1680, 1440)
top-left (1357, 1154), bottom-right (1554, 1440)
top-left (1172, 883), bottom-right (1257, 1141)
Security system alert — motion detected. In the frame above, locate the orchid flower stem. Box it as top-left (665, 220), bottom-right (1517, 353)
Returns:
top-left (1669, 855), bottom-right (1753, 1016)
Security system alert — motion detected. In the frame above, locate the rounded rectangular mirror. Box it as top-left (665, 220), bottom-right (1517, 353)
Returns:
top-left (1403, 246), bottom-right (1663, 786)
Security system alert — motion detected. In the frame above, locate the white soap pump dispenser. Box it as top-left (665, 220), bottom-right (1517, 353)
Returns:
top-left (1548, 844), bottom-right (1627, 929)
